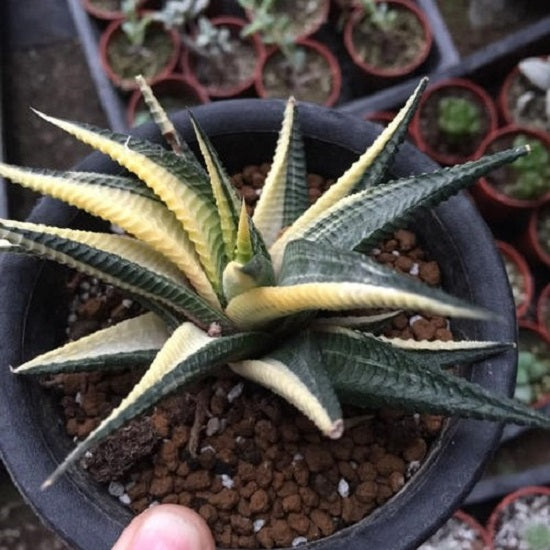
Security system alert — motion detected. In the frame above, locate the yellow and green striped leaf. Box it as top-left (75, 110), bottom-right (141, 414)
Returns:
top-left (252, 97), bottom-right (308, 247)
top-left (303, 146), bottom-right (529, 252)
top-left (317, 327), bottom-right (550, 429)
top-left (33, 112), bottom-right (226, 293)
top-left (190, 113), bottom-right (240, 260)
top-left (42, 324), bottom-right (270, 488)
top-left (312, 311), bottom-right (401, 332)
top-left (230, 333), bottom-right (343, 439)
top-left (13, 313), bottom-right (167, 375)
top-left (268, 79), bottom-right (427, 270)
top-left (0, 164), bottom-right (219, 306)
top-left (226, 238), bottom-right (490, 329)
top-left (0, 220), bottom-right (233, 332)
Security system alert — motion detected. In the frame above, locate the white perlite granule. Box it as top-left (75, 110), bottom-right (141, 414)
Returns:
top-left (493, 493), bottom-right (550, 550)
top-left (253, 519), bottom-right (266, 533)
top-left (292, 536), bottom-right (308, 547)
top-left (417, 516), bottom-right (483, 550)
top-left (338, 478), bottom-right (350, 498)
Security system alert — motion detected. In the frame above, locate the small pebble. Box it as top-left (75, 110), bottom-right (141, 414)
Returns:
top-left (292, 536), bottom-right (308, 547)
top-left (227, 383), bottom-right (244, 403)
top-left (253, 519), bottom-right (266, 533)
top-left (338, 478), bottom-right (350, 498)
top-left (220, 474), bottom-right (234, 489)
top-left (108, 481), bottom-right (125, 497)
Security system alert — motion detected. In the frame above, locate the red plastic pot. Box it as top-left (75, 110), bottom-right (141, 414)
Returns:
top-left (243, 0), bottom-right (330, 40)
top-left (410, 78), bottom-right (498, 166)
top-left (180, 17), bottom-right (265, 99)
top-left (255, 39), bottom-right (342, 107)
top-left (82, 0), bottom-right (149, 21)
top-left (496, 241), bottom-right (534, 319)
top-left (126, 74), bottom-right (209, 127)
top-left (470, 126), bottom-right (550, 224)
top-left (343, 0), bottom-right (432, 80)
top-left (498, 56), bottom-right (550, 133)
top-left (99, 18), bottom-right (181, 91)
top-left (487, 486), bottom-right (550, 550)
top-left (454, 510), bottom-right (491, 548)
top-left (519, 201), bottom-right (550, 269)
top-left (537, 283), bottom-right (550, 340)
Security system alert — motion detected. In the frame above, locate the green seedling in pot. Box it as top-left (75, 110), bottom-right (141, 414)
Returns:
top-left (525, 521), bottom-right (550, 550)
top-left (1, 77), bottom-right (549, 490)
top-left (121, 0), bottom-right (154, 47)
top-left (152, 0), bottom-right (209, 30)
top-left (437, 96), bottom-right (481, 144)
top-left (515, 334), bottom-right (550, 405)
top-left (357, 0), bottom-right (397, 31)
top-left (509, 135), bottom-right (550, 200)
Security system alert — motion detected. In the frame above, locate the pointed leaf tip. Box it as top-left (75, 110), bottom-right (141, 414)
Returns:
top-left (329, 419), bottom-right (344, 439)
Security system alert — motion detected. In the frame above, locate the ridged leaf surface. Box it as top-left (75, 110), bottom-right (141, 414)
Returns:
top-left (317, 328), bottom-right (550, 428)
top-left (13, 313), bottom-right (166, 375)
top-left (230, 333), bottom-right (343, 439)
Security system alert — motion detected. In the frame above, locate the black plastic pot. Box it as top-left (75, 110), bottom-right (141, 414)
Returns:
top-left (0, 99), bottom-right (516, 550)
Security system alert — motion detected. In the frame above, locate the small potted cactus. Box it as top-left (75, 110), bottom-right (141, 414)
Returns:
top-left (487, 486), bottom-right (550, 550)
top-left (471, 126), bottom-right (550, 223)
top-left (343, 0), bottom-right (432, 81)
top-left (98, 0), bottom-right (181, 91)
top-left (499, 56), bottom-right (550, 134)
top-left (411, 78), bottom-right (498, 166)
top-left (0, 79), bottom-right (549, 549)
top-left (496, 241), bottom-right (533, 319)
top-left (515, 322), bottom-right (550, 409)
top-left (520, 201), bottom-right (550, 270)
top-left (239, 0), bottom-right (341, 106)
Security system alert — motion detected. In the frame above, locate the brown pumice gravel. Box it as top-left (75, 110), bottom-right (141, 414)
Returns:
top-left (45, 167), bottom-right (449, 549)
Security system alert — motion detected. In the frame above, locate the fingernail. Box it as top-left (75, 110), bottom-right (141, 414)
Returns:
top-left (129, 509), bottom-right (203, 550)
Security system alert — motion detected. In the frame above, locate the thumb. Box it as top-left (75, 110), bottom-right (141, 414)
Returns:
top-left (112, 504), bottom-right (215, 550)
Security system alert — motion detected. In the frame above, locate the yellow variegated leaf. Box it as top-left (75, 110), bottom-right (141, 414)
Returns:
top-left (226, 282), bottom-right (491, 329)
top-left (0, 164), bottom-right (219, 307)
top-left (13, 313), bottom-right (168, 374)
top-left (269, 80), bottom-right (427, 272)
top-left (252, 97), bottom-right (296, 247)
top-left (231, 358), bottom-right (343, 438)
top-left (33, 111), bottom-right (225, 293)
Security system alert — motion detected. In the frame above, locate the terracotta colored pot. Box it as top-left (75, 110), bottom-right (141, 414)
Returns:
top-left (517, 321), bottom-right (550, 409)
top-left (180, 16), bottom-right (265, 99)
top-left (243, 0), bottom-right (330, 40)
top-left (470, 126), bottom-right (550, 224)
top-left (343, 0), bottom-right (432, 80)
top-left (126, 74), bottom-right (209, 127)
top-left (255, 39), bottom-right (342, 107)
top-left (82, 0), bottom-right (149, 21)
top-left (99, 18), bottom-right (181, 91)
top-left (536, 283), bottom-right (550, 339)
top-left (496, 241), bottom-right (534, 319)
top-left (454, 510), bottom-right (491, 548)
top-left (519, 201), bottom-right (550, 269)
top-left (487, 486), bottom-right (550, 550)
top-left (364, 111), bottom-right (396, 125)
top-left (410, 78), bottom-right (498, 166)
top-left (498, 56), bottom-right (550, 134)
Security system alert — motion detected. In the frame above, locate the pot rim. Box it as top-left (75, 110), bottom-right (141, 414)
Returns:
top-left (527, 202), bottom-right (550, 268)
top-left (0, 98), bottom-right (515, 550)
top-left (536, 282), bottom-right (550, 338)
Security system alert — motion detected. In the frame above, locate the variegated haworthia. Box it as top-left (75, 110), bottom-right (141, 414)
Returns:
top-left (1, 76), bottom-right (549, 490)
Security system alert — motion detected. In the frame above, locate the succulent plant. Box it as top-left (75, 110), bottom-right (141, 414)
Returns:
top-left (437, 96), bottom-right (482, 143)
top-left (1, 78), bottom-right (549, 491)
top-left (508, 135), bottom-right (550, 200)
top-left (121, 0), bottom-right (154, 47)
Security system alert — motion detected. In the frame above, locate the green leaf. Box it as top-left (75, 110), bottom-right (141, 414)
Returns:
top-left (0, 220), bottom-right (234, 332)
top-left (42, 324), bottom-right (270, 488)
top-left (190, 112), bottom-right (240, 260)
top-left (378, 336), bottom-right (514, 369)
top-left (303, 147), bottom-right (529, 251)
top-left (33, 112), bottom-right (226, 294)
top-left (0, 163), bottom-right (219, 306)
top-left (268, 78), bottom-right (427, 271)
top-left (230, 332), bottom-right (343, 438)
top-left (13, 313), bottom-right (166, 375)
top-left (252, 98), bottom-right (309, 246)
top-left (317, 327), bottom-right (550, 429)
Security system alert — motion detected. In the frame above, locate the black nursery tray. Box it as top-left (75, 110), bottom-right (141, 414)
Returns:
top-left (66, 0), bottom-right (550, 132)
